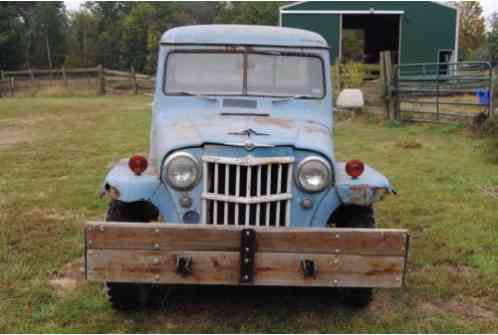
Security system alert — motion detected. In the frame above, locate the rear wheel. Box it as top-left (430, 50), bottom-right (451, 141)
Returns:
top-left (105, 200), bottom-right (161, 310)
top-left (331, 205), bottom-right (375, 308)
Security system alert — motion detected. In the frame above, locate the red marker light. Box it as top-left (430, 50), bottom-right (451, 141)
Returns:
top-left (345, 160), bottom-right (364, 178)
top-left (129, 154), bottom-right (148, 176)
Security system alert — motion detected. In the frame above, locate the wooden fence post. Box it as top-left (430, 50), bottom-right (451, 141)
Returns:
top-left (29, 68), bottom-right (35, 87)
top-left (335, 57), bottom-right (342, 94)
top-left (97, 65), bottom-right (105, 95)
top-left (9, 77), bottom-right (15, 96)
top-left (131, 65), bottom-right (138, 94)
top-left (62, 67), bottom-right (68, 87)
top-left (381, 51), bottom-right (394, 120)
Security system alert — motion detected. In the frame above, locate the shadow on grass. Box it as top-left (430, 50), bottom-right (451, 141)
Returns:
top-left (113, 285), bottom-right (359, 332)
top-left (125, 285), bottom-right (358, 315)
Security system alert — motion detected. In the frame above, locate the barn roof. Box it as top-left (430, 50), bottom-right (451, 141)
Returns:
top-left (280, 1), bottom-right (457, 11)
top-left (160, 24), bottom-right (328, 48)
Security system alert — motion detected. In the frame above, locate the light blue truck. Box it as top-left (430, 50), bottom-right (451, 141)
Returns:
top-left (86, 25), bottom-right (409, 310)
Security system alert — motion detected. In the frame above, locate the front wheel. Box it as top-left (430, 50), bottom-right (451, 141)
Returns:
top-left (332, 205), bottom-right (375, 308)
top-left (105, 200), bottom-right (162, 310)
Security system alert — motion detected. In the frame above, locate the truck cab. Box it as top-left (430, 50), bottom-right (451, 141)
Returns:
top-left (87, 25), bottom-right (408, 310)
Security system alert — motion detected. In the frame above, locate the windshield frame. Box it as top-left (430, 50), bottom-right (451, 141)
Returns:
top-left (163, 49), bottom-right (327, 100)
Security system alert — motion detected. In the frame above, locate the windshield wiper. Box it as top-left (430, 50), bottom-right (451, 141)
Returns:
top-left (170, 91), bottom-right (218, 101)
top-left (272, 95), bottom-right (316, 102)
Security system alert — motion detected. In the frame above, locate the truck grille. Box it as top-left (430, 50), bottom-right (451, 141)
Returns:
top-left (201, 155), bottom-right (294, 227)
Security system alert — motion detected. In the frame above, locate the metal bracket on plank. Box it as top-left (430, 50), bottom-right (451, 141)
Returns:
top-left (240, 229), bottom-right (256, 284)
top-left (176, 256), bottom-right (192, 277)
top-left (300, 259), bottom-right (317, 278)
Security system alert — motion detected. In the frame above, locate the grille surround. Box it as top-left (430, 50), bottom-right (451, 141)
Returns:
top-left (201, 155), bottom-right (294, 227)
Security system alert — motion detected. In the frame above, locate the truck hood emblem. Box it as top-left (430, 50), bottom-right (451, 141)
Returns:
top-left (224, 139), bottom-right (274, 151)
top-left (244, 140), bottom-right (255, 151)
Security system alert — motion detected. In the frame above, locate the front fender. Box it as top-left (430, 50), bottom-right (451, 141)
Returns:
top-left (103, 159), bottom-right (160, 202)
top-left (335, 162), bottom-right (395, 206)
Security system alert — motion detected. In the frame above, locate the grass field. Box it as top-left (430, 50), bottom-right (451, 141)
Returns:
top-left (1, 96), bottom-right (498, 332)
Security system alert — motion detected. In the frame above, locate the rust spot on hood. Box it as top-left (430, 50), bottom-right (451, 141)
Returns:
top-left (302, 122), bottom-right (329, 135)
top-left (254, 116), bottom-right (294, 129)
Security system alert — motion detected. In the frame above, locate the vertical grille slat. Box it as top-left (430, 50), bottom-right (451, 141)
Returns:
top-left (256, 165), bottom-right (261, 226)
top-left (201, 161), bottom-right (208, 225)
top-left (224, 164), bottom-right (229, 225)
top-left (213, 163), bottom-right (219, 224)
top-left (235, 165), bottom-right (240, 226)
top-left (285, 164), bottom-right (293, 227)
top-left (245, 166), bottom-right (252, 225)
top-left (203, 156), bottom-right (293, 228)
top-left (275, 164), bottom-right (282, 226)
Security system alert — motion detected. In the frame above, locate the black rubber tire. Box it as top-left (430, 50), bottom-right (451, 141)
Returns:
top-left (333, 205), bottom-right (375, 308)
top-left (333, 205), bottom-right (375, 229)
top-left (105, 200), bottom-right (160, 310)
top-left (106, 282), bottom-right (150, 311)
top-left (105, 200), bottom-right (158, 223)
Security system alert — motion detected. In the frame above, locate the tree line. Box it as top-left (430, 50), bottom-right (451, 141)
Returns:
top-left (1, 1), bottom-right (497, 75)
top-left (456, 2), bottom-right (496, 63)
top-left (0, 2), bottom-right (281, 74)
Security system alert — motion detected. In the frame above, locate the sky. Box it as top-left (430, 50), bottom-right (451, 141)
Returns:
top-left (64, 0), bottom-right (498, 21)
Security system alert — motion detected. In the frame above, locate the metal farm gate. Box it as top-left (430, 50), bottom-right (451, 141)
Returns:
top-left (392, 62), bottom-right (493, 123)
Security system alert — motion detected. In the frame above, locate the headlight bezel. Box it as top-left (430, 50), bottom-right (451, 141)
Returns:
top-left (296, 156), bottom-right (332, 193)
top-left (162, 152), bottom-right (201, 190)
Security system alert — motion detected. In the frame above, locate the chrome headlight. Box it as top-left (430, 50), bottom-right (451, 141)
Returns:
top-left (163, 152), bottom-right (201, 190)
top-left (296, 156), bottom-right (332, 192)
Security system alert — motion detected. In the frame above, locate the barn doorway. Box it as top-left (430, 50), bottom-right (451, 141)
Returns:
top-left (341, 14), bottom-right (401, 64)
top-left (438, 49), bottom-right (453, 74)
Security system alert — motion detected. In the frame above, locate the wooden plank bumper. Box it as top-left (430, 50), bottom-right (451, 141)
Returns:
top-left (85, 222), bottom-right (409, 288)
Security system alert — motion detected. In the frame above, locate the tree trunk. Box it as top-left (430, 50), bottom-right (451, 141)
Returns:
top-left (46, 33), bottom-right (53, 69)
top-left (25, 32), bottom-right (32, 70)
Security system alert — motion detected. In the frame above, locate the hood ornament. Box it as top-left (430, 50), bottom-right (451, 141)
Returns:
top-left (228, 128), bottom-right (269, 137)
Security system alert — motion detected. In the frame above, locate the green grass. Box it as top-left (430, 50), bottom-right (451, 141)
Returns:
top-left (1, 96), bottom-right (497, 332)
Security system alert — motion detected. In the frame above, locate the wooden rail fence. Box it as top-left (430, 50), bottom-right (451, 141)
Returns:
top-left (0, 65), bottom-right (155, 97)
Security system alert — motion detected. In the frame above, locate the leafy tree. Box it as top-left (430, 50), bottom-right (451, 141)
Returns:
top-left (34, 2), bottom-right (67, 68)
top-left (455, 1), bottom-right (486, 60)
top-left (14, 2), bottom-right (67, 69)
top-left (0, 1), bottom-right (289, 72)
top-left (120, 3), bottom-right (155, 71)
top-left (65, 9), bottom-right (98, 67)
top-left (215, 2), bottom-right (282, 25)
top-left (488, 12), bottom-right (498, 64)
top-left (0, 3), bottom-right (24, 70)
top-left (85, 1), bottom-right (132, 68)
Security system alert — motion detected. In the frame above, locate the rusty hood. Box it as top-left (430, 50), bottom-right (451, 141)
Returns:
top-left (151, 114), bottom-right (334, 166)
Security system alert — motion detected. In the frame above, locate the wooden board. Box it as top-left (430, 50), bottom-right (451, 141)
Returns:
top-left (87, 250), bottom-right (404, 288)
top-left (86, 222), bottom-right (408, 257)
top-left (85, 222), bottom-right (409, 288)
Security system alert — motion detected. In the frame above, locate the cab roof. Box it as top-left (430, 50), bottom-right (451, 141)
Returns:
top-left (160, 24), bottom-right (328, 49)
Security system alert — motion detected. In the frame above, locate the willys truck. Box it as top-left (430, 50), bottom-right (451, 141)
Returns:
top-left (86, 25), bottom-right (409, 309)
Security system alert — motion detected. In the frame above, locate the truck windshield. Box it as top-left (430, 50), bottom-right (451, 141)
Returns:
top-left (165, 52), bottom-right (324, 99)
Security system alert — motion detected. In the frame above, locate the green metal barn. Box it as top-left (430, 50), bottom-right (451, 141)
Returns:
top-left (280, 1), bottom-right (458, 65)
